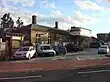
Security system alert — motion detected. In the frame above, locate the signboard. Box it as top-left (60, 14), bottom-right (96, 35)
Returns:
top-left (12, 36), bottom-right (21, 40)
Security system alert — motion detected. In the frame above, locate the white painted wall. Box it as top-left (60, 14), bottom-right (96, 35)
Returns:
top-left (80, 29), bottom-right (91, 37)
top-left (70, 28), bottom-right (91, 37)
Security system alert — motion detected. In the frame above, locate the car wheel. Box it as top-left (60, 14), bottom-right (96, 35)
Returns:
top-left (63, 52), bottom-right (66, 55)
top-left (105, 52), bottom-right (108, 54)
top-left (33, 52), bottom-right (37, 58)
top-left (28, 54), bottom-right (31, 60)
top-left (98, 51), bottom-right (100, 54)
top-left (38, 53), bottom-right (42, 57)
top-left (75, 50), bottom-right (77, 52)
top-left (52, 53), bottom-right (56, 56)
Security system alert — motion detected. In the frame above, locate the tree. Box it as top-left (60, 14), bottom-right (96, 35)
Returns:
top-left (1, 13), bottom-right (14, 29)
top-left (16, 17), bottom-right (23, 28)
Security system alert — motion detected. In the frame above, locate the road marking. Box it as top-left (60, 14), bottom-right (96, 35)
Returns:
top-left (77, 56), bottom-right (80, 60)
top-left (0, 75), bottom-right (42, 80)
top-left (77, 69), bottom-right (110, 74)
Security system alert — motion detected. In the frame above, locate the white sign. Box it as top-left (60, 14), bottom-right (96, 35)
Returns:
top-left (12, 36), bottom-right (21, 40)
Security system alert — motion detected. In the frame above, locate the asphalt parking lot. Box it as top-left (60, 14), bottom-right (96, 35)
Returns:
top-left (12, 48), bottom-right (110, 63)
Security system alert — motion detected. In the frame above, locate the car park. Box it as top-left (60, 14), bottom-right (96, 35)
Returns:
top-left (13, 46), bottom-right (36, 60)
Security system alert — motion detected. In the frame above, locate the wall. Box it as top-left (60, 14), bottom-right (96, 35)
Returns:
top-left (80, 29), bottom-right (91, 37)
top-left (12, 36), bottom-right (24, 53)
top-left (31, 30), bottom-right (51, 44)
top-left (70, 26), bottom-right (91, 37)
top-left (31, 30), bottom-right (36, 44)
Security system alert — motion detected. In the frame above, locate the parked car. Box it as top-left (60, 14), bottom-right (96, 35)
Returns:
top-left (65, 43), bottom-right (83, 52)
top-left (90, 43), bottom-right (101, 48)
top-left (65, 43), bottom-right (76, 52)
top-left (73, 45), bottom-right (83, 51)
top-left (98, 45), bottom-right (109, 54)
top-left (53, 45), bottom-right (67, 55)
top-left (13, 46), bottom-right (36, 60)
top-left (37, 44), bottom-right (56, 57)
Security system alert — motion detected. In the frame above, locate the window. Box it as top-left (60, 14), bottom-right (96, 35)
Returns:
top-left (48, 35), bottom-right (51, 44)
top-left (100, 46), bottom-right (108, 48)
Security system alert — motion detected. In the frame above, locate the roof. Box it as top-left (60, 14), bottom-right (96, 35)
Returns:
top-left (13, 24), bottom-right (72, 36)
top-left (91, 36), bottom-right (98, 39)
top-left (97, 33), bottom-right (108, 35)
top-left (71, 26), bottom-right (91, 31)
top-left (31, 24), bottom-right (71, 36)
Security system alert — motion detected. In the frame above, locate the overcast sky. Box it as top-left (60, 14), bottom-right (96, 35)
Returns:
top-left (1, 0), bottom-right (110, 37)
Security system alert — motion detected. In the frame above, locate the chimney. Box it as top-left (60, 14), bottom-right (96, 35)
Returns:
top-left (55, 21), bottom-right (58, 29)
top-left (32, 15), bottom-right (36, 24)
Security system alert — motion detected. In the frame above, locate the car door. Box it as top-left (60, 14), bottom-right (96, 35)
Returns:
top-left (29, 47), bottom-right (36, 57)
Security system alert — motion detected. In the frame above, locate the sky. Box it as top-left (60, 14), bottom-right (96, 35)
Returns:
top-left (1, 0), bottom-right (110, 37)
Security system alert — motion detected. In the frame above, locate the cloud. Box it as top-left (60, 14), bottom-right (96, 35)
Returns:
top-left (0, 0), bottom-right (96, 31)
top-left (7, 0), bottom-right (35, 7)
top-left (50, 10), bottom-right (63, 17)
top-left (75, 0), bottom-right (105, 11)
top-left (67, 11), bottom-right (96, 26)
top-left (0, 6), bottom-right (45, 26)
top-left (39, 0), bottom-right (56, 9)
top-left (97, 0), bottom-right (110, 3)
top-left (38, 10), bottom-right (96, 30)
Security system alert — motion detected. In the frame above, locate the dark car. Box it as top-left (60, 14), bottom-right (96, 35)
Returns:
top-left (65, 43), bottom-right (78, 52)
top-left (74, 45), bottom-right (83, 51)
top-left (53, 45), bottom-right (67, 55)
top-left (65, 44), bottom-right (83, 52)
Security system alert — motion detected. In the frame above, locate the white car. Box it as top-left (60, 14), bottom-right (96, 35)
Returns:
top-left (13, 46), bottom-right (36, 59)
top-left (37, 44), bottom-right (56, 56)
top-left (98, 45), bottom-right (109, 54)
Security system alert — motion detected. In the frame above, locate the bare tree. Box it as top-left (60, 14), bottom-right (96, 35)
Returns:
top-left (16, 17), bottom-right (23, 28)
top-left (1, 13), bottom-right (14, 31)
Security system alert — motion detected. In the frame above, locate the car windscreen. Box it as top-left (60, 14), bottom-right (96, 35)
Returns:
top-left (41, 46), bottom-right (51, 50)
top-left (100, 46), bottom-right (108, 48)
top-left (19, 48), bottom-right (29, 51)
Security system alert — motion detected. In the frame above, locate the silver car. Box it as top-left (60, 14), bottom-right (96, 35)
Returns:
top-left (98, 46), bottom-right (109, 54)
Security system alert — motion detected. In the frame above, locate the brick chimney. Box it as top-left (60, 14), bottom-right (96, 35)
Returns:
top-left (32, 15), bottom-right (36, 24)
top-left (55, 21), bottom-right (58, 29)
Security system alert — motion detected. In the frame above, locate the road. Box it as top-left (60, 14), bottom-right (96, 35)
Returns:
top-left (1, 65), bottom-right (110, 82)
top-left (12, 48), bottom-right (110, 63)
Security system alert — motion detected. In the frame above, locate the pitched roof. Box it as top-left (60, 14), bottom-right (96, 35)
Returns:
top-left (32, 24), bottom-right (71, 35)
top-left (12, 24), bottom-right (72, 36)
